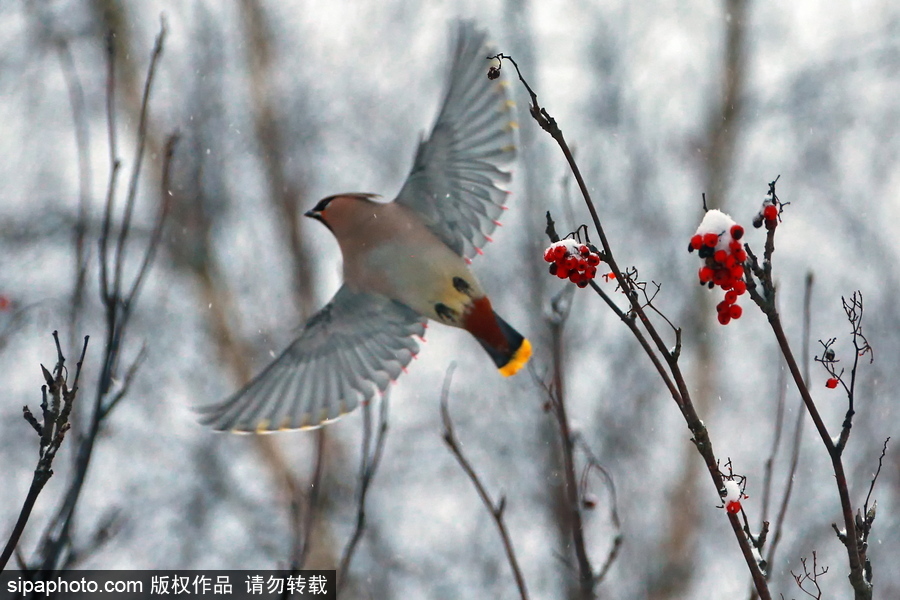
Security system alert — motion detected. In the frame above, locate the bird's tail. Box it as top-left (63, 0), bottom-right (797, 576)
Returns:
top-left (475, 311), bottom-right (532, 377)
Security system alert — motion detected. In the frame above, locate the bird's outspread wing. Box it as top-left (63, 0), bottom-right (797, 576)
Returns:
top-left (198, 285), bottom-right (427, 432)
top-left (395, 21), bottom-right (517, 260)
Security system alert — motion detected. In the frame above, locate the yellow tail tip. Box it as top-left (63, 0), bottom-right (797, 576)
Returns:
top-left (499, 338), bottom-right (532, 377)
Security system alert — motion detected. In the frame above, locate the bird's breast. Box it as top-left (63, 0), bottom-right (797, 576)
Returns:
top-left (348, 241), bottom-right (482, 324)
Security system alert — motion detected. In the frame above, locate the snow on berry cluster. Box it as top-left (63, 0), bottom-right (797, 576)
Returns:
top-left (752, 190), bottom-right (779, 230)
top-left (722, 479), bottom-right (748, 515)
top-left (688, 209), bottom-right (747, 325)
top-left (543, 239), bottom-right (602, 288)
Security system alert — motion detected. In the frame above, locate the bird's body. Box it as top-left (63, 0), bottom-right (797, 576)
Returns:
top-left (199, 22), bottom-right (530, 432)
top-left (329, 195), bottom-right (484, 323)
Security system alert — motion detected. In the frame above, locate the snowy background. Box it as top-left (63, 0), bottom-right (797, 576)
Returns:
top-left (2, 0), bottom-right (899, 598)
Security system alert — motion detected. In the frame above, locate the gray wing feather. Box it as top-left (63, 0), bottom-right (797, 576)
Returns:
top-left (198, 285), bottom-right (426, 432)
top-left (395, 21), bottom-right (517, 260)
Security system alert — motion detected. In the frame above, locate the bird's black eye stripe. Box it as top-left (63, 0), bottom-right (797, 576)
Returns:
top-left (313, 196), bottom-right (336, 212)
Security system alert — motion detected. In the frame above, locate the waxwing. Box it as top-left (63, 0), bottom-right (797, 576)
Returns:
top-left (199, 21), bottom-right (529, 432)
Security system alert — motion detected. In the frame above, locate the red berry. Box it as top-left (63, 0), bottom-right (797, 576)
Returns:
top-left (826, 377), bottom-right (839, 389)
top-left (729, 240), bottom-right (742, 252)
top-left (730, 265), bottom-right (744, 279)
top-left (553, 245), bottom-right (568, 260)
top-left (699, 266), bottom-right (714, 283)
top-left (729, 304), bottom-right (742, 319)
top-left (712, 269), bottom-right (728, 285)
top-left (724, 290), bottom-right (738, 304)
top-left (732, 280), bottom-right (747, 295)
top-left (690, 235), bottom-right (703, 250)
top-left (578, 259), bottom-right (588, 271)
top-left (735, 249), bottom-right (747, 263)
top-left (564, 256), bottom-right (578, 270)
top-left (587, 254), bottom-right (601, 266)
top-left (718, 311), bottom-right (731, 325)
top-left (557, 267), bottom-right (570, 279)
top-left (714, 249), bottom-right (727, 263)
top-left (763, 205), bottom-right (778, 220)
top-left (586, 266), bottom-right (597, 279)
top-left (703, 233), bottom-right (719, 248)
top-left (730, 224), bottom-right (744, 240)
top-left (723, 254), bottom-right (736, 268)
top-left (725, 500), bottom-right (742, 514)
top-left (579, 245), bottom-right (589, 256)
top-left (544, 247), bottom-right (556, 262)
top-left (569, 271), bottom-right (582, 284)
top-left (765, 218), bottom-right (777, 231)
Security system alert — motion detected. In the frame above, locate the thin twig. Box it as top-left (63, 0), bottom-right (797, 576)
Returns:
top-left (291, 428), bottom-right (326, 571)
top-left (1, 333), bottom-right (89, 570)
top-left (440, 366), bottom-right (530, 600)
top-left (763, 277), bottom-right (811, 577)
top-left (337, 391), bottom-right (391, 592)
top-left (99, 29), bottom-right (120, 304)
top-left (792, 552), bottom-right (828, 599)
top-left (113, 16), bottom-right (167, 302)
top-left (573, 437), bottom-right (623, 584)
top-left (54, 36), bottom-right (93, 353)
top-left (546, 286), bottom-right (596, 598)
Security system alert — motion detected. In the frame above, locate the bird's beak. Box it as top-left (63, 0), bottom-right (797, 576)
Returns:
top-left (304, 208), bottom-right (332, 233)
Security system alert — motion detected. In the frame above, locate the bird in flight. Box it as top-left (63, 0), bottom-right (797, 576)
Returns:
top-left (199, 21), bottom-right (529, 433)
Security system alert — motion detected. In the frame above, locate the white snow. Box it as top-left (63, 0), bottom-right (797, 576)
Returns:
top-left (695, 209), bottom-right (739, 251)
top-left (723, 479), bottom-right (742, 502)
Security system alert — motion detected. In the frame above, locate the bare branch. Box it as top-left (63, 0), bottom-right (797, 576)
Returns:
top-left (32, 20), bottom-right (173, 570)
top-left (1, 333), bottom-right (89, 570)
top-left (440, 365), bottom-right (530, 600)
top-left (507, 56), bottom-right (771, 599)
top-left (112, 16), bottom-right (167, 302)
top-left (337, 391), bottom-right (391, 592)
top-left (743, 182), bottom-right (873, 599)
top-left (792, 552), bottom-right (829, 600)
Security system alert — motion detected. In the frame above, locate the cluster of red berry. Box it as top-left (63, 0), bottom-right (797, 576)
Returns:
top-left (543, 239), bottom-right (602, 288)
top-left (752, 194), bottom-right (779, 230)
top-left (688, 210), bottom-right (748, 325)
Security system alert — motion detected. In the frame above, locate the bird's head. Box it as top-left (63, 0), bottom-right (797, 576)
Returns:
top-left (304, 193), bottom-right (380, 237)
